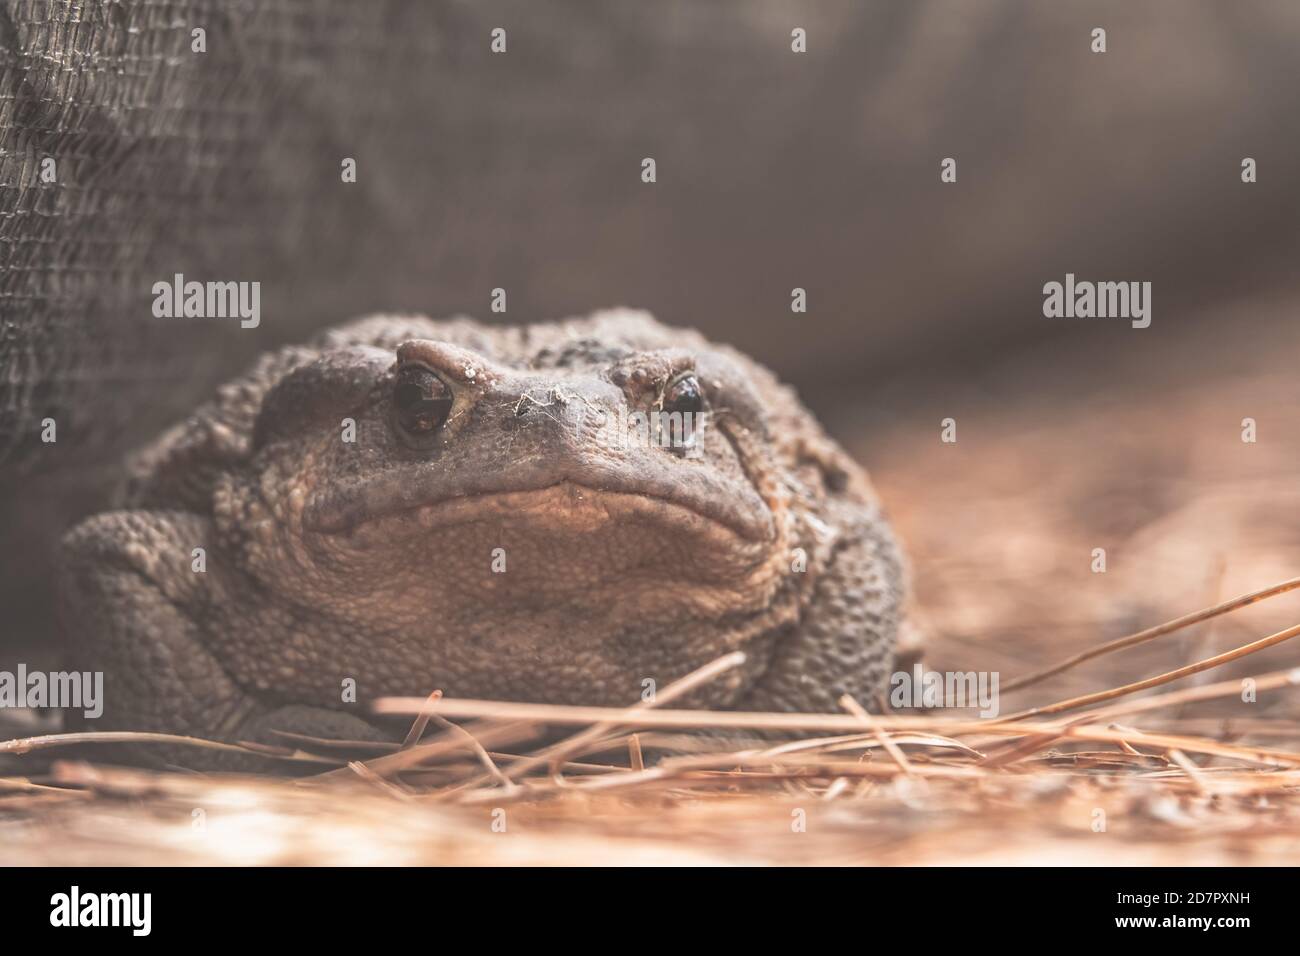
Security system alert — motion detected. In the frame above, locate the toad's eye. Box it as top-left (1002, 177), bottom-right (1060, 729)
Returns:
top-left (663, 372), bottom-right (704, 415)
top-left (393, 365), bottom-right (453, 435)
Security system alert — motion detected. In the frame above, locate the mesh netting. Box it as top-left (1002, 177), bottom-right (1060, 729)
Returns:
top-left (0, 0), bottom-right (439, 468)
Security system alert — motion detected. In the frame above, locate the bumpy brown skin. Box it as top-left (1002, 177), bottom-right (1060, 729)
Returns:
top-left (60, 310), bottom-right (904, 768)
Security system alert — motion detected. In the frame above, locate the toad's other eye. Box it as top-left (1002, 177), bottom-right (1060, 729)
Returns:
top-left (393, 365), bottom-right (453, 435)
top-left (663, 372), bottom-right (704, 415)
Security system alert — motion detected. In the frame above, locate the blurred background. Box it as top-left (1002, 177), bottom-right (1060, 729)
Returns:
top-left (2, 0), bottom-right (1299, 712)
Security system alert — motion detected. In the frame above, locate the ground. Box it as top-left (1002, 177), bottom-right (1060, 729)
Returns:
top-left (3, 300), bottom-right (1299, 865)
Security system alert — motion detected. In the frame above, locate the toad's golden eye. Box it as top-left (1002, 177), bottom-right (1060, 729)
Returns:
top-left (392, 365), bottom-right (453, 435)
top-left (663, 373), bottom-right (703, 415)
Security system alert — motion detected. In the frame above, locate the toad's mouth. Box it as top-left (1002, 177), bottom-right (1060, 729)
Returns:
top-left (303, 468), bottom-right (775, 543)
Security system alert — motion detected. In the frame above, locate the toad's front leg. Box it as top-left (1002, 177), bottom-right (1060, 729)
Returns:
top-left (59, 510), bottom-right (387, 769)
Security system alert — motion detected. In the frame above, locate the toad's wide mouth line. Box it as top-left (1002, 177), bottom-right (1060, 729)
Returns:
top-left (304, 479), bottom-right (774, 543)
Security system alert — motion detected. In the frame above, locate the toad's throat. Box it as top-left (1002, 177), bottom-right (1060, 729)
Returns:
top-left (304, 476), bottom-right (775, 543)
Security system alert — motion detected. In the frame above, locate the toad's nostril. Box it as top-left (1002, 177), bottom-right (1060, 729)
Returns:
top-left (512, 387), bottom-right (563, 419)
